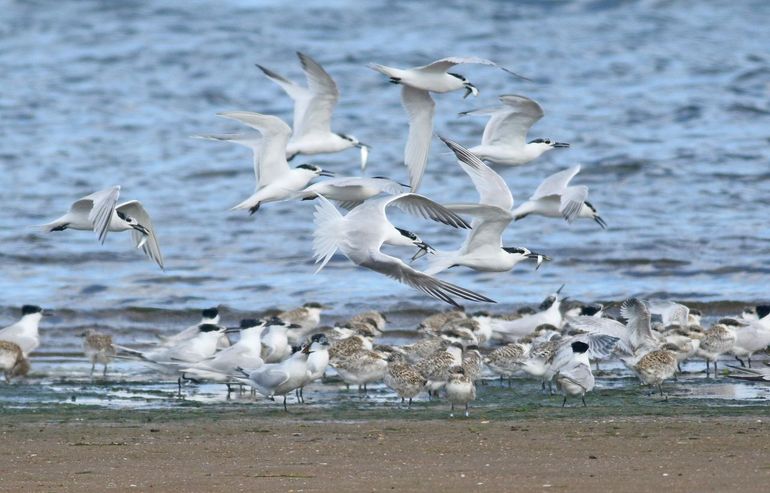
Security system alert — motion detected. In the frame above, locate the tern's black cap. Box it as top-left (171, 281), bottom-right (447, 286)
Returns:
top-left (198, 324), bottom-right (221, 333)
top-left (240, 319), bottom-right (262, 329)
top-left (757, 305), bottom-right (770, 320)
top-left (571, 341), bottom-right (589, 354)
top-left (310, 333), bottom-right (328, 343)
top-left (201, 307), bottom-right (219, 319)
top-left (22, 305), bottom-right (43, 315)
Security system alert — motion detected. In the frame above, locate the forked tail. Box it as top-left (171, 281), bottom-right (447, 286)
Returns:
top-left (312, 195), bottom-right (346, 273)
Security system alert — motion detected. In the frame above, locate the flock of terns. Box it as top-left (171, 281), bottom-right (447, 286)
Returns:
top-left (38, 52), bottom-right (606, 307)
top-left (8, 53), bottom-right (768, 415)
top-left (1, 295), bottom-right (769, 416)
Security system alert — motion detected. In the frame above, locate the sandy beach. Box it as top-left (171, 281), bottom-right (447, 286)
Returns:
top-left (1, 409), bottom-right (768, 492)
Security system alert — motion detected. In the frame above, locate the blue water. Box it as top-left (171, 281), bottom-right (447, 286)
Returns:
top-left (1, 0), bottom-right (769, 321)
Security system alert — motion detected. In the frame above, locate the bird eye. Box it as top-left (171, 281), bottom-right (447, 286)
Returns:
top-left (545, 140), bottom-right (551, 144)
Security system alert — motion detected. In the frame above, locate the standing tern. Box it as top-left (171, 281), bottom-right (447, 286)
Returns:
top-left (369, 57), bottom-right (527, 191)
top-left (512, 165), bottom-right (607, 228)
top-left (0, 305), bottom-right (48, 357)
top-left (422, 137), bottom-right (549, 275)
top-left (42, 186), bottom-right (164, 268)
top-left (297, 176), bottom-right (407, 209)
top-left (312, 193), bottom-right (495, 307)
top-left (256, 52), bottom-right (369, 169)
top-left (460, 94), bottom-right (569, 166)
top-left (213, 112), bottom-right (334, 214)
top-left (236, 343), bottom-right (315, 411)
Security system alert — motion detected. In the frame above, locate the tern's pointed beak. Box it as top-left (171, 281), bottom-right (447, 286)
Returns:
top-left (132, 224), bottom-right (150, 237)
top-left (552, 142), bottom-right (570, 148)
top-left (410, 242), bottom-right (435, 262)
top-left (527, 252), bottom-right (551, 270)
top-left (463, 84), bottom-right (479, 99)
top-left (594, 215), bottom-right (607, 229)
top-left (319, 170), bottom-right (335, 177)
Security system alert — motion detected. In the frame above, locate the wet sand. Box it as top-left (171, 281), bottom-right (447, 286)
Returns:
top-left (1, 411), bottom-right (768, 492)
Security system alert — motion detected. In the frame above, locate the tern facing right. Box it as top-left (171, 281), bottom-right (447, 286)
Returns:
top-left (297, 176), bottom-right (406, 209)
top-left (43, 186), bottom-right (164, 269)
top-left (424, 137), bottom-right (549, 275)
top-left (0, 305), bottom-right (46, 357)
top-left (312, 193), bottom-right (495, 307)
top-left (461, 94), bottom-right (569, 166)
top-left (215, 111), bottom-right (333, 214)
top-left (512, 165), bottom-right (606, 228)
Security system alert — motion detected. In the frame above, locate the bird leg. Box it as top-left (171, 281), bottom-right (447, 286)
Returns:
top-left (102, 364), bottom-right (108, 377)
top-left (249, 202), bottom-right (261, 215)
top-left (283, 395), bottom-right (288, 412)
top-left (90, 362), bottom-right (95, 379)
top-left (735, 356), bottom-right (746, 368)
top-left (464, 402), bottom-right (469, 418)
top-left (658, 384), bottom-right (667, 401)
top-left (705, 361), bottom-right (710, 378)
top-left (748, 356), bottom-right (752, 368)
top-left (581, 395), bottom-right (587, 407)
top-left (561, 396), bottom-right (567, 408)
top-left (408, 398), bottom-right (412, 409)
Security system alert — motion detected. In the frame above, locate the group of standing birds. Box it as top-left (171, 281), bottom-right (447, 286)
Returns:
top-left (36, 52), bottom-right (606, 308)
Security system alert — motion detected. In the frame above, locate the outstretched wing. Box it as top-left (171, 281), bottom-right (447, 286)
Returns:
top-left (255, 64), bottom-right (311, 136)
top-left (401, 86), bottom-right (435, 192)
top-left (295, 52), bottom-right (339, 137)
top-left (419, 57), bottom-right (529, 80)
top-left (384, 193), bottom-right (470, 229)
top-left (116, 200), bottom-right (164, 270)
top-left (482, 95), bottom-right (544, 147)
top-left (83, 186), bottom-right (120, 245)
top-left (440, 136), bottom-right (513, 210)
top-left (362, 251), bottom-right (495, 307)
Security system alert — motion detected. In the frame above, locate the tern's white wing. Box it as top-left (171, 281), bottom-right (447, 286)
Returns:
top-left (362, 251), bottom-right (495, 307)
top-left (530, 165), bottom-right (581, 200)
top-left (440, 136), bottom-right (513, 210)
top-left (647, 301), bottom-right (690, 328)
top-left (568, 316), bottom-right (628, 341)
top-left (442, 204), bottom-right (513, 254)
top-left (560, 185), bottom-right (589, 223)
top-left (116, 200), bottom-right (164, 270)
top-left (382, 193), bottom-right (470, 229)
top-left (295, 52), bottom-right (339, 137)
top-left (194, 134), bottom-right (262, 183)
top-left (557, 363), bottom-right (594, 391)
top-left (81, 186), bottom-right (120, 245)
top-left (418, 57), bottom-right (529, 80)
top-left (250, 366), bottom-right (291, 394)
top-left (256, 64), bottom-right (312, 137)
top-left (483, 95), bottom-right (545, 147)
top-left (621, 298), bottom-right (655, 350)
top-left (217, 112), bottom-right (292, 186)
top-left (401, 86), bottom-right (435, 192)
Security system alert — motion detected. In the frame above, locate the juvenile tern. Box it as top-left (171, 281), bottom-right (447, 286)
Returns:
top-left (0, 305), bottom-right (47, 357)
top-left (369, 57), bottom-right (526, 191)
top-left (257, 52), bottom-right (369, 169)
top-left (312, 193), bottom-right (495, 307)
top-left (512, 165), bottom-right (606, 228)
top-left (423, 137), bottom-right (550, 275)
top-left (445, 365), bottom-right (476, 417)
top-left (81, 329), bottom-right (116, 378)
top-left (43, 186), bottom-right (164, 268)
top-left (0, 340), bottom-right (30, 382)
top-left (384, 352), bottom-right (426, 408)
top-left (214, 111), bottom-right (333, 214)
top-left (696, 323), bottom-right (737, 378)
top-left (460, 94), bottom-right (569, 166)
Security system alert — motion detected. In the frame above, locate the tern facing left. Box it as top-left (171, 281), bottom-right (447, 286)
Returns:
top-left (297, 176), bottom-right (407, 209)
top-left (43, 186), bottom-right (164, 269)
top-left (312, 193), bottom-right (496, 307)
top-left (215, 111), bottom-right (333, 214)
top-left (512, 165), bottom-right (607, 228)
top-left (423, 137), bottom-right (549, 275)
top-left (460, 94), bottom-right (569, 166)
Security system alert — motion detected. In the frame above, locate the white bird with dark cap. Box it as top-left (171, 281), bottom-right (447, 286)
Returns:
top-left (312, 193), bottom-right (496, 307)
top-left (208, 111), bottom-right (334, 214)
top-left (512, 165), bottom-right (606, 228)
top-left (254, 52), bottom-right (369, 169)
top-left (422, 136), bottom-right (550, 275)
top-left (297, 176), bottom-right (407, 210)
top-left (42, 186), bottom-right (164, 269)
top-left (460, 94), bottom-right (569, 166)
top-left (0, 305), bottom-right (48, 357)
top-left (368, 57), bottom-right (527, 191)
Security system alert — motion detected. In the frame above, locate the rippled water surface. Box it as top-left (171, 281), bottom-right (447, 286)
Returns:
top-left (1, 0), bottom-right (769, 319)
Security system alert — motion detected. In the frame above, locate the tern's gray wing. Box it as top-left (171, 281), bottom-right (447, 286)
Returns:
top-left (217, 112), bottom-right (291, 186)
top-left (483, 95), bottom-right (544, 147)
top-left (621, 298), bottom-right (655, 350)
top-left (384, 193), bottom-right (470, 229)
top-left (530, 165), bottom-right (581, 201)
top-left (194, 134), bottom-right (263, 183)
top-left (401, 86), bottom-right (435, 192)
top-left (647, 300), bottom-right (690, 328)
top-left (557, 362), bottom-right (594, 391)
top-left (250, 366), bottom-right (291, 394)
top-left (295, 52), bottom-right (339, 137)
top-left (419, 57), bottom-right (528, 80)
top-left (116, 200), bottom-right (164, 270)
top-left (362, 251), bottom-right (495, 307)
top-left (256, 64), bottom-right (311, 137)
top-left (440, 136), bottom-right (513, 210)
top-left (82, 186), bottom-right (120, 245)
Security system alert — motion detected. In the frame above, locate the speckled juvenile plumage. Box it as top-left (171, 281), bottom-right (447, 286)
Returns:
top-left (402, 337), bottom-right (447, 364)
top-left (348, 311), bottom-right (387, 331)
top-left (461, 346), bottom-right (483, 382)
top-left (445, 366), bottom-right (476, 417)
top-left (384, 355), bottom-right (426, 406)
top-left (415, 344), bottom-right (463, 394)
top-left (440, 318), bottom-right (480, 345)
top-left (697, 323), bottom-right (736, 377)
top-left (0, 340), bottom-right (29, 382)
top-left (633, 348), bottom-right (678, 398)
top-left (332, 349), bottom-right (387, 389)
top-left (328, 335), bottom-right (370, 362)
top-left (485, 343), bottom-right (529, 380)
top-left (82, 329), bottom-right (116, 377)
top-left (418, 310), bottom-right (466, 334)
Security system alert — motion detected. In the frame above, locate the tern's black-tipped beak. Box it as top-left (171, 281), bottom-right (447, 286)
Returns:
top-left (319, 170), bottom-right (335, 177)
top-left (463, 83), bottom-right (479, 99)
top-left (354, 142), bottom-right (369, 149)
top-left (410, 242), bottom-right (435, 262)
top-left (594, 215), bottom-right (607, 229)
top-left (132, 224), bottom-right (150, 236)
top-left (552, 142), bottom-right (570, 148)
top-left (527, 252), bottom-right (551, 270)
top-left (225, 327), bottom-right (242, 334)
